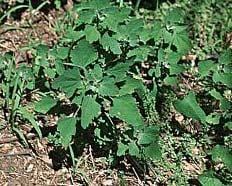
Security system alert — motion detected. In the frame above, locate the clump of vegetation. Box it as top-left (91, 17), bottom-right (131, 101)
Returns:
top-left (0, 0), bottom-right (231, 185)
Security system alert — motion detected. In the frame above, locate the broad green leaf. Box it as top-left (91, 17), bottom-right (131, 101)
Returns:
top-left (219, 49), bottom-right (232, 64)
top-left (163, 29), bottom-right (173, 43)
top-left (209, 89), bottom-right (231, 111)
top-left (98, 77), bottom-right (119, 96)
top-left (81, 96), bottom-right (101, 129)
top-left (139, 27), bottom-right (152, 43)
top-left (126, 18), bottom-right (144, 37)
top-left (57, 117), bottom-right (76, 148)
top-left (169, 64), bottom-right (185, 75)
top-left (35, 96), bottom-right (57, 114)
top-left (165, 8), bottom-right (184, 24)
top-left (211, 145), bottom-right (232, 170)
top-left (70, 40), bottom-right (98, 68)
top-left (158, 48), bottom-right (165, 62)
top-left (220, 98), bottom-right (231, 111)
top-left (101, 33), bottom-right (122, 54)
top-left (53, 68), bottom-right (82, 97)
top-left (173, 91), bottom-right (206, 123)
top-left (206, 113), bottom-right (220, 125)
top-left (81, 0), bottom-right (111, 10)
top-left (173, 31), bottom-right (192, 54)
top-left (138, 126), bottom-right (160, 145)
top-left (43, 68), bottom-right (56, 79)
top-left (199, 172), bottom-right (224, 186)
top-left (144, 142), bottom-right (162, 160)
top-left (209, 89), bottom-right (224, 100)
top-left (117, 142), bottom-right (128, 156)
top-left (63, 29), bottom-right (84, 42)
top-left (225, 122), bottom-right (232, 130)
top-left (119, 77), bottom-right (143, 95)
top-left (55, 59), bottom-right (65, 75)
top-left (78, 9), bottom-right (96, 24)
top-left (198, 60), bottom-right (217, 77)
top-left (213, 72), bottom-right (232, 88)
top-left (56, 47), bottom-right (69, 59)
top-left (102, 7), bottom-right (131, 31)
top-left (106, 63), bottom-right (130, 82)
top-left (87, 64), bottom-right (103, 81)
top-left (128, 142), bottom-right (140, 157)
top-left (167, 52), bottom-right (182, 65)
top-left (37, 44), bottom-right (49, 58)
top-left (164, 76), bottom-right (178, 86)
top-left (127, 46), bottom-right (150, 62)
top-left (152, 21), bottom-right (162, 41)
top-left (110, 95), bottom-right (144, 126)
top-left (18, 107), bottom-right (42, 139)
top-left (84, 25), bottom-right (101, 43)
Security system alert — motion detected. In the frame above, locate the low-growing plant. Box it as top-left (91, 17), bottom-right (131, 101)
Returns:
top-left (31, 0), bottom-right (193, 166)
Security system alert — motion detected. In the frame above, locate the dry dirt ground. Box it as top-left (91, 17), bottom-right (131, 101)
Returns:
top-left (0, 6), bottom-right (142, 186)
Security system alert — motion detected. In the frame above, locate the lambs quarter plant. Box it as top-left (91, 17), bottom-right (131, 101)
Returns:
top-left (33, 0), bottom-right (192, 164)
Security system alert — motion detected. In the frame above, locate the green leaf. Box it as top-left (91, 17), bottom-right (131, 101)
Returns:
top-left (70, 40), bottom-right (98, 68)
top-left (139, 27), bottom-right (152, 43)
top-left (100, 33), bottom-right (122, 54)
top-left (102, 7), bottom-right (131, 31)
top-left (167, 52), bottom-right (182, 65)
top-left (106, 63), bottom-right (130, 82)
top-left (55, 59), bottom-right (65, 75)
top-left (126, 18), bottom-right (144, 36)
top-left (57, 117), bottom-right (76, 148)
top-left (53, 68), bottom-right (82, 97)
top-left (37, 44), bottom-right (49, 58)
top-left (34, 96), bottom-right (57, 114)
top-left (169, 64), bottom-right (185, 75)
top-left (163, 76), bottom-right (178, 86)
top-left (17, 107), bottom-right (42, 139)
top-left (81, 96), bottom-right (101, 129)
top-left (152, 21), bottom-right (162, 41)
top-left (98, 77), bottom-right (119, 96)
top-left (119, 77), bottom-right (143, 95)
top-left (84, 25), bottom-right (101, 43)
top-left (198, 60), bottom-right (217, 77)
top-left (209, 89), bottom-right (224, 100)
top-left (213, 72), bottom-right (232, 88)
top-left (87, 64), bottom-right (103, 82)
top-left (78, 9), bottom-right (96, 24)
top-left (128, 142), bottom-right (140, 157)
top-left (63, 29), bottom-right (84, 42)
top-left (173, 91), bottom-right (206, 123)
top-left (144, 142), bottom-right (162, 160)
top-left (43, 68), bottom-right (56, 79)
top-left (138, 126), bottom-right (159, 145)
top-left (211, 145), bottom-right (232, 170)
top-left (209, 89), bottom-right (231, 111)
top-left (56, 47), bottom-right (70, 59)
top-left (173, 31), bottom-right (192, 54)
top-left (117, 142), bottom-right (128, 156)
top-left (219, 49), bottom-right (232, 64)
top-left (127, 46), bottom-right (150, 62)
top-left (110, 95), bottom-right (144, 126)
top-left (206, 113), bottom-right (220, 125)
top-left (199, 172), bottom-right (224, 186)
top-left (225, 122), bottom-right (232, 130)
top-left (165, 8), bottom-right (184, 24)
top-left (80, 0), bottom-right (111, 10)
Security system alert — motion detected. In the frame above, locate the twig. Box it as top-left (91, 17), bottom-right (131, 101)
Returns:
top-left (132, 167), bottom-right (143, 186)
top-left (0, 133), bottom-right (37, 144)
top-left (0, 151), bottom-right (31, 157)
top-left (69, 169), bottom-right (75, 185)
top-left (89, 145), bottom-right (95, 169)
